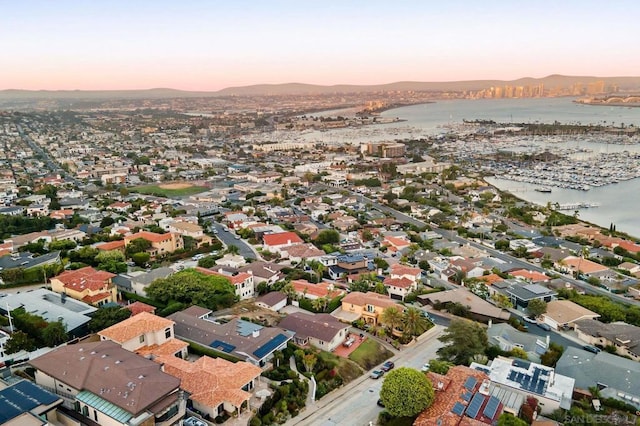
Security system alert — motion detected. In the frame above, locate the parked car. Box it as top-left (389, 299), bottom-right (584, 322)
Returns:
top-left (381, 361), bottom-right (395, 372)
top-left (421, 363), bottom-right (430, 372)
top-left (523, 316), bottom-right (537, 324)
top-left (583, 345), bottom-right (601, 354)
top-left (370, 370), bottom-right (384, 379)
top-left (537, 322), bottom-right (551, 331)
top-left (377, 399), bottom-right (385, 407)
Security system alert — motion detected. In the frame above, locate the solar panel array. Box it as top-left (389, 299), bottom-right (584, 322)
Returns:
top-left (507, 366), bottom-right (548, 395)
top-left (466, 392), bottom-right (486, 419)
top-left (483, 396), bottom-right (501, 420)
top-left (462, 391), bottom-right (473, 402)
top-left (451, 402), bottom-right (466, 416)
top-left (463, 376), bottom-right (478, 391)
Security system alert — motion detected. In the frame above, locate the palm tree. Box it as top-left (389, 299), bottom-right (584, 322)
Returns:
top-left (403, 307), bottom-right (430, 337)
top-left (381, 306), bottom-right (404, 335)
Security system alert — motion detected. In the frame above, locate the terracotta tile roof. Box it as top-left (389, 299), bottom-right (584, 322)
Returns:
top-left (478, 274), bottom-right (504, 285)
top-left (292, 279), bottom-right (344, 299)
top-left (383, 276), bottom-right (415, 289)
top-left (136, 338), bottom-right (188, 358)
top-left (616, 240), bottom-right (640, 253)
top-left (263, 231), bottom-right (303, 247)
top-left (126, 231), bottom-right (174, 243)
top-left (560, 256), bottom-right (609, 274)
top-left (341, 291), bottom-right (399, 310)
top-left (55, 266), bottom-right (115, 291)
top-left (414, 365), bottom-right (490, 426)
top-left (99, 312), bottom-right (174, 344)
top-left (81, 292), bottom-right (112, 304)
top-left (391, 263), bottom-right (422, 277)
top-left (510, 269), bottom-right (549, 282)
top-left (125, 301), bottom-right (157, 316)
top-left (157, 355), bottom-right (261, 408)
top-left (96, 240), bottom-right (126, 251)
top-left (384, 235), bottom-right (411, 248)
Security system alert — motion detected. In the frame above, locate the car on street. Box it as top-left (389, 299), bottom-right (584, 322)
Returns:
top-left (583, 345), bottom-right (601, 354)
top-left (235, 234), bottom-right (241, 239)
top-left (537, 322), bottom-right (551, 331)
top-left (523, 316), bottom-right (537, 324)
top-left (381, 361), bottom-right (395, 372)
top-left (370, 370), bottom-right (384, 379)
top-left (421, 363), bottom-right (430, 372)
top-left (377, 399), bottom-right (385, 407)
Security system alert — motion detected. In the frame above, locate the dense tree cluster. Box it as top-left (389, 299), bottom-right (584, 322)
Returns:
top-left (437, 319), bottom-right (488, 365)
top-left (5, 308), bottom-right (68, 354)
top-left (145, 269), bottom-right (237, 310)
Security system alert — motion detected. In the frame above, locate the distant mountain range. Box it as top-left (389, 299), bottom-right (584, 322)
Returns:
top-left (2, 75), bottom-right (640, 100)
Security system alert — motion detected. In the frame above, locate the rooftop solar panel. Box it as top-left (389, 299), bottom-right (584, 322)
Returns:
top-left (466, 392), bottom-right (486, 419)
top-left (462, 391), bottom-right (473, 402)
top-left (464, 376), bottom-right (478, 391)
top-left (482, 396), bottom-right (501, 420)
top-left (452, 402), bottom-right (466, 416)
top-left (253, 333), bottom-right (289, 359)
top-left (209, 340), bottom-right (236, 353)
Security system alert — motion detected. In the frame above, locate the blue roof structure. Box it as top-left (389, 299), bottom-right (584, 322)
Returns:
top-left (466, 392), bottom-right (486, 419)
top-left (451, 402), bottom-right (466, 416)
top-left (210, 340), bottom-right (236, 353)
top-left (236, 319), bottom-right (263, 337)
top-left (463, 376), bottom-right (478, 391)
top-left (0, 380), bottom-right (60, 423)
top-left (253, 333), bottom-right (289, 359)
top-left (483, 396), bottom-right (501, 420)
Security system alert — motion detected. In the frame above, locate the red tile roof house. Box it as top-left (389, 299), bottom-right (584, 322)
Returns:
top-left (382, 235), bottom-right (411, 253)
top-left (195, 266), bottom-right (255, 300)
top-left (50, 266), bottom-right (118, 307)
top-left (383, 263), bottom-right (422, 300)
top-left (414, 365), bottom-right (501, 426)
top-left (98, 312), bottom-right (188, 360)
top-left (291, 279), bottom-right (345, 300)
top-left (262, 231), bottom-right (303, 253)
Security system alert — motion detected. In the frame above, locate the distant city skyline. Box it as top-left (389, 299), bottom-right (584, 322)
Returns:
top-left (3, 0), bottom-right (639, 91)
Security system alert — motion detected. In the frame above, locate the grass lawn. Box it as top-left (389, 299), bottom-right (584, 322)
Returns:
top-left (317, 350), bottom-right (363, 383)
top-left (349, 338), bottom-right (394, 370)
top-left (130, 184), bottom-right (208, 197)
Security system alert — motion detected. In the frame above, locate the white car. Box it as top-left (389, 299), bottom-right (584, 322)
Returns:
top-left (421, 363), bottom-right (430, 372)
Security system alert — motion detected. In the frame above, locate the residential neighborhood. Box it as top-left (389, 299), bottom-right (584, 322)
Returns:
top-left (2, 100), bottom-right (640, 426)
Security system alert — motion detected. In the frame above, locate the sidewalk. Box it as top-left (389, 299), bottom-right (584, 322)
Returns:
top-left (289, 356), bottom-right (316, 408)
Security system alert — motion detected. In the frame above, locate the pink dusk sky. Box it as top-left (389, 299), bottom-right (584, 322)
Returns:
top-left (3, 0), bottom-right (639, 91)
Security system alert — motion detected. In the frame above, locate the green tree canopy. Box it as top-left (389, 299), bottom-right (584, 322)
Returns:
top-left (314, 229), bottom-right (340, 246)
top-left (381, 306), bottom-right (404, 333)
top-left (95, 250), bottom-right (127, 273)
top-left (125, 238), bottom-right (152, 257)
top-left (88, 307), bottom-right (132, 333)
top-left (42, 321), bottom-right (69, 347)
top-left (379, 367), bottom-right (435, 417)
top-left (497, 413), bottom-right (529, 426)
top-left (526, 299), bottom-right (548, 318)
top-left (145, 269), bottom-right (237, 311)
top-left (437, 319), bottom-right (488, 365)
top-left (4, 331), bottom-right (36, 354)
top-left (68, 246), bottom-right (100, 266)
top-left (403, 307), bottom-right (431, 337)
